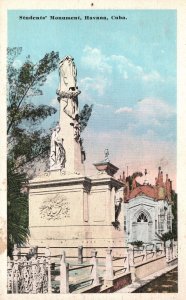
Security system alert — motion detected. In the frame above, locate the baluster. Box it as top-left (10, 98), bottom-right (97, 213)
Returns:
top-left (42, 257), bottom-right (48, 293)
top-left (171, 244), bottom-right (174, 260)
top-left (144, 245), bottom-right (147, 261)
top-left (60, 251), bottom-right (69, 293)
top-left (174, 242), bottom-right (177, 258)
top-left (176, 242), bottom-right (178, 257)
top-left (45, 247), bottom-right (52, 293)
top-left (126, 249), bottom-right (130, 273)
top-left (78, 246), bottom-right (83, 264)
top-left (14, 261), bottom-right (18, 293)
top-left (165, 246), bottom-right (168, 261)
top-left (7, 256), bottom-right (13, 293)
top-left (168, 246), bottom-right (171, 261)
top-left (172, 242), bottom-right (174, 258)
top-left (13, 245), bottom-right (19, 293)
top-left (128, 246), bottom-right (134, 265)
top-left (128, 246), bottom-right (136, 282)
top-left (154, 243), bottom-right (158, 258)
top-left (104, 248), bottom-right (114, 284)
top-left (31, 257), bottom-right (37, 293)
top-left (159, 243), bottom-right (162, 256)
top-left (90, 250), bottom-right (99, 286)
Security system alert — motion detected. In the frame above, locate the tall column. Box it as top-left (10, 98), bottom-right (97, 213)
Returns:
top-left (58, 95), bottom-right (84, 174)
top-left (56, 55), bottom-right (85, 175)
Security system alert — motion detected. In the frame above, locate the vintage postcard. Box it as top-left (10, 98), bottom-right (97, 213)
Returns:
top-left (0, 0), bottom-right (186, 299)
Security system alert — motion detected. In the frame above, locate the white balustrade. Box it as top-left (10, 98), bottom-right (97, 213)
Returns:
top-left (7, 242), bottom-right (177, 294)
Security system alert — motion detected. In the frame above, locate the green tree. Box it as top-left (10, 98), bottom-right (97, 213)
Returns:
top-left (126, 171), bottom-right (143, 190)
top-left (156, 231), bottom-right (174, 252)
top-left (7, 48), bottom-right (59, 171)
top-left (7, 161), bottom-right (28, 257)
top-left (7, 48), bottom-right (59, 255)
top-left (157, 231), bottom-right (174, 242)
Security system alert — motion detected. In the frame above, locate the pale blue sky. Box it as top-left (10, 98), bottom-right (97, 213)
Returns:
top-left (8, 9), bottom-right (177, 186)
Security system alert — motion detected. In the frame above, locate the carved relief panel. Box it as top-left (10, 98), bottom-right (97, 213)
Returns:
top-left (40, 193), bottom-right (70, 220)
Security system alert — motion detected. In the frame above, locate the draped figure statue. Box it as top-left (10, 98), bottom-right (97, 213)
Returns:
top-left (57, 56), bottom-right (79, 121)
top-left (58, 56), bottom-right (77, 93)
top-left (50, 124), bottom-right (66, 170)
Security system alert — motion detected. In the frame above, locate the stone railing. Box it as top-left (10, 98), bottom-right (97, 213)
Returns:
top-left (8, 242), bottom-right (177, 293)
top-left (7, 246), bottom-right (129, 294)
top-left (58, 249), bottom-right (100, 293)
top-left (132, 242), bottom-right (164, 265)
top-left (165, 241), bottom-right (178, 262)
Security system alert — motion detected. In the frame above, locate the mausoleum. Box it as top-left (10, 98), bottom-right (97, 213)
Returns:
top-left (123, 167), bottom-right (173, 244)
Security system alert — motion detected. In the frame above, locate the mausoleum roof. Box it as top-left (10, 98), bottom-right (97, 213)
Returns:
top-left (128, 184), bottom-right (157, 200)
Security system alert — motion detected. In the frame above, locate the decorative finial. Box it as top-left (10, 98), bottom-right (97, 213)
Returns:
top-left (104, 148), bottom-right (110, 162)
top-left (144, 169), bottom-right (149, 185)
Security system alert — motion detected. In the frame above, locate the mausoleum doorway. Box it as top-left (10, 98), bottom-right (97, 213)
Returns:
top-left (132, 210), bottom-right (153, 243)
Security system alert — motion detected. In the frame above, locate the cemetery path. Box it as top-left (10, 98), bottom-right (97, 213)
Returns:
top-left (135, 267), bottom-right (178, 293)
top-left (116, 264), bottom-right (178, 293)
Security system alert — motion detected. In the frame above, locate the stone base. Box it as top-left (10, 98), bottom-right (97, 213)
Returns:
top-left (28, 170), bottom-right (125, 257)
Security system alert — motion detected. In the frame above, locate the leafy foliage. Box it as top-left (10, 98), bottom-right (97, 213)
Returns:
top-left (7, 161), bottom-right (29, 257)
top-left (156, 231), bottom-right (174, 243)
top-left (7, 48), bottom-right (59, 171)
top-left (126, 171), bottom-right (143, 190)
top-left (130, 240), bottom-right (144, 248)
top-left (79, 104), bottom-right (93, 132)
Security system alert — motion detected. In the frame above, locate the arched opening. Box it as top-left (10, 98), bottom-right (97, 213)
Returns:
top-left (137, 212), bottom-right (148, 223)
top-left (131, 210), bottom-right (152, 243)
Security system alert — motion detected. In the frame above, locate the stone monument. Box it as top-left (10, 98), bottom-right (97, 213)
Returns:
top-left (56, 55), bottom-right (84, 174)
top-left (27, 56), bottom-right (125, 258)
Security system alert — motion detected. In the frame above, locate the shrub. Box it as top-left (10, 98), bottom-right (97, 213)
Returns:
top-left (130, 240), bottom-right (144, 247)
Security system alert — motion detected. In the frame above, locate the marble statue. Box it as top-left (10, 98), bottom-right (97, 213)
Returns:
top-left (58, 56), bottom-right (77, 93)
top-left (57, 56), bottom-right (80, 122)
top-left (50, 124), bottom-right (66, 170)
top-left (104, 148), bottom-right (110, 162)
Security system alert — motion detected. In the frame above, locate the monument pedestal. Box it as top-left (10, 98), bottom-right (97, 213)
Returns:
top-left (28, 169), bottom-right (125, 258)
